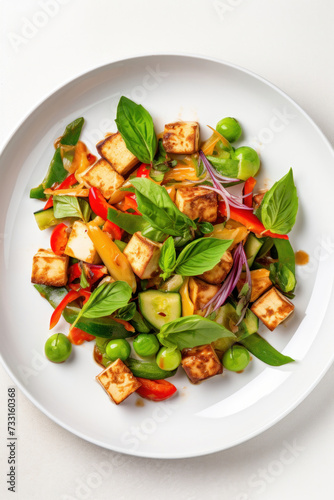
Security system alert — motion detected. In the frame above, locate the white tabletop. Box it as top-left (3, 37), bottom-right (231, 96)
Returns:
top-left (1, 1), bottom-right (334, 499)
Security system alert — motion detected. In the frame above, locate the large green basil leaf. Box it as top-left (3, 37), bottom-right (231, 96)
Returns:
top-left (107, 208), bottom-right (166, 242)
top-left (72, 281), bottom-right (132, 327)
top-left (174, 237), bottom-right (233, 276)
top-left (158, 315), bottom-right (235, 350)
top-left (53, 195), bottom-right (91, 221)
top-left (255, 169), bottom-right (298, 234)
top-left (159, 237), bottom-right (176, 280)
top-left (131, 178), bottom-right (196, 237)
top-left (115, 96), bottom-right (157, 164)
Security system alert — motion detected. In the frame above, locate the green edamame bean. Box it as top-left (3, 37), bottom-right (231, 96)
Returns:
top-left (216, 117), bottom-right (242, 143)
top-left (106, 338), bottom-right (131, 361)
top-left (156, 347), bottom-right (181, 371)
top-left (222, 345), bottom-right (250, 372)
top-left (45, 333), bottom-right (72, 363)
top-left (133, 334), bottom-right (160, 357)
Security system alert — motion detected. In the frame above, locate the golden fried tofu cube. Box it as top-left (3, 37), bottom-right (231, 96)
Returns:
top-left (251, 287), bottom-right (294, 331)
top-left (199, 251), bottom-right (233, 285)
top-left (175, 186), bottom-right (217, 223)
top-left (188, 277), bottom-right (219, 312)
top-left (81, 159), bottom-right (124, 199)
top-left (123, 232), bottom-right (162, 279)
top-left (181, 344), bottom-right (223, 384)
top-left (163, 121), bottom-right (200, 154)
top-left (31, 249), bottom-right (69, 287)
top-left (96, 359), bottom-right (141, 404)
top-left (64, 221), bottom-right (101, 264)
top-left (237, 268), bottom-right (272, 302)
top-left (96, 132), bottom-right (139, 176)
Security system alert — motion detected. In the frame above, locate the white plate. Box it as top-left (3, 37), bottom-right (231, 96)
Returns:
top-left (1, 55), bottom-right (334, 459)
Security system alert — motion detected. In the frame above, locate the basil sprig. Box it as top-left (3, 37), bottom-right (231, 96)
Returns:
top-left (269, 238), bottom-right (296, 294)
top-left (255, 169), bottom-right (298, 234)
top-left (107, 208), bottom-right (166, 242)
top-left (130, 178), bottom-right (196, 239)
top-left (60, 117), bottom-right (84, 146)
top-left (115, 96), bottom-right (157, 164)
top-left (53, 195), bottom-right (91, 222)
top-left (159, 236), bottom-right (233, 280)
top-left (157, 315), bottom-right (235, 350)
top-left (71, 281), bottom-right (132, 328)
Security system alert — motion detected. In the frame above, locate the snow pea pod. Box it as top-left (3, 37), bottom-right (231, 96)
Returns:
top-left (240, 333), bottom-right (294, 366)
top-left (34, 284), bottom-right (130, 339)
top-left (30, 147), bottom-right (67, 199)
top-left (126, 358), bottom-right (177, 380)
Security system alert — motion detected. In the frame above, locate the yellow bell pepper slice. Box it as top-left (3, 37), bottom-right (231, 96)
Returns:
top-left (87, 224), bottom-right (137, 292)
top-left (179, 277), bottom-right (194, 316)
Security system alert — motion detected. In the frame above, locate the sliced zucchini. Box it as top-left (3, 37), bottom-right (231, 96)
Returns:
top-left (34, 207), bottom-right (62, 231)
top-left (244, 234), bottom-right (263, 267)
top-left (160, 275), bottom-right (184, 292)
top-left (138, 290), bottom-right (181, 330)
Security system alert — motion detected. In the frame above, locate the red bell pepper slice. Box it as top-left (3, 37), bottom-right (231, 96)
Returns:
top-left (136, 163), bottom-right (151, 178)
top-left (87, 153), bottom-right (97, 165)
top-left (102, 220), bottom-right (123, 240)
top-left (68, 327), bottom-right (95, 345)
top-left (218, 202), bottom-right (289, 240)
top-left (113, 318), bottom-right (135, 332)
top-left (43, 174), bottom-right (78, 209)
top-left (119, 194), bottom-right (141, 215)
top-left (68, 263), bottom-right (108, 287)
top-left (49, 289), bottom-right (91, 330)
top-left (43, 197), bottom-right (54, 210)
top-left (243, 177), bottom-right (256, 208)
top-left (136, 378), bottom-right (177, 402)
top-left (50, 223), bottom-right (69, 255)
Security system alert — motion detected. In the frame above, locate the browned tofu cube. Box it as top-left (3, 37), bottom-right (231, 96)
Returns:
top-left (181, 344), bottom-right (223, 384)
top-left (31, 249), bottom-right (69, 287)
top-left (188, 277), bottom-right (219, 312)
top-left (64, 221), bottom-right (101, 264)
top-left (237, 268), bottom-right (272, 302)
top-left (96, 359), bottom-right (141, 404)
top-left (163, 121), bottom-right (200, 154)
top-left (253, 191), bottom-right (267, 210)
top-left (251, 287), bottom-right (295, 331)
top-left (96, 132), bottom-right (139, 176)
top-left (123, 232), bottom-right (162, 279)
top-left (81, 159), bottom-right (124, 199)
top-left (175, 186), bottom-right (217, 223)
top-left (199, 251), bottom-right (233, 285)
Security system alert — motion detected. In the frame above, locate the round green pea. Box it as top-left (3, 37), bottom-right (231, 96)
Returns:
top-left (156, 347), bottom-right (181, 371)
top-left (223, 345), bottom-right (250, 372)
top-left (133, 334), bottom-right (160, 357)
top-left (106, 338), bottom-right (131, 361)
top-left (45, 333), bottom-right (72, 363)
top-left (233, 146), bottom-right (260, 180)
top-left (216, 117), bottom-right (242, 143)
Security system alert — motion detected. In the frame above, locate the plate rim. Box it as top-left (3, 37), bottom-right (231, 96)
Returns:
top-left (1, 52), bottom-right (334, 459)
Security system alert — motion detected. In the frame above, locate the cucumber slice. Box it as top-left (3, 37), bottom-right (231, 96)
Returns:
top-left (34, 207), bottom-right (60, 230)
top-left (244, 234), bottom-right (263, 267)
top-left (138, 290), bottom-right (181, 330)
top-left (160, 275), bottom-right (184, 292)
top-left (243, 308), bottom-right (259, 335)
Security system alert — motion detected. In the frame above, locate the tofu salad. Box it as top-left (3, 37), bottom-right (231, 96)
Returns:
top-left (31, 97), bottom-right (299, 404)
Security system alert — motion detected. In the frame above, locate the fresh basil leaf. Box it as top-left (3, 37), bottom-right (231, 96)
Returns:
top-left (174, 238), bottom-right (233, 276)
top-left (80, 268), bottom-right (89, 289)
top-left (240, 333), bottom-right (294, 366)
top-left (72, 281), bottom-right (132, 328)
top-left (30, 148), bottom-right (67, 199)
top-left (173, 231), bottom-right (194, 248)
top-left (207, 156), bottom-right (239, 178)
top-left (131, 177), bottom-right (196, 236)
top-left (115, 96), bottom-right (157, 164)
top-left (159, 237), bottom-right (176, 280)
top-left (269, 263), bottom-right (296, 293)
top-left (141, 226), bottom-right (167, 242)
top-left (107, 207), bottom-right (166, 242)
top-left (53, 195), bottom-right (90, 221)
top-left (255, 169), bottom-right (298, 234)
top-left (116, 302), bottom-right (136, 321)
top-left (158, 315), bottom-right (235, 350)
top-left (60, 117), bottom-right (84, 146)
